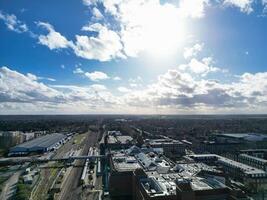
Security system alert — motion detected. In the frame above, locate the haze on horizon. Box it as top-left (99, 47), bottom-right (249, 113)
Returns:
top-left (1, 0), bottom-right (267, 115)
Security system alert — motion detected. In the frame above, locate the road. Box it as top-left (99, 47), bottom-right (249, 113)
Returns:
top-left (58, 131), bottom-right (98, 200)
top-left (0, 164), bottom-right (27, 200)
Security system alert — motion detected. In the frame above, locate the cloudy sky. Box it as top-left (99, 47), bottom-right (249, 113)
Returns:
top-left (0, 0), bottom-right (267, 114)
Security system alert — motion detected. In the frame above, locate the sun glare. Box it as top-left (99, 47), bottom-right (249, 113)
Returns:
top-left (144, 4), bottom-right (186, 58)
top-left (121, 1), bottom-right (187, 58)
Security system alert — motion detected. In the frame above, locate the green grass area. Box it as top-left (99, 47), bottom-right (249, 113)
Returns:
top-left (74, 133), bottom-right (86, 145)
top-left (15, 180), bottom-right (31, 200)
top-left (0, 148), bottom-right (8, 157)
top-left (50, 167), bottom-right (59, 178)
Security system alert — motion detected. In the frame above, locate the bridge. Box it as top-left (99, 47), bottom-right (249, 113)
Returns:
top-left (0, 155), bottom-right (106, 165)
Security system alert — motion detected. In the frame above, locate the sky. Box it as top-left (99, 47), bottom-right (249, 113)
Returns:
top-left (0, 0), bottom-right (267, 114)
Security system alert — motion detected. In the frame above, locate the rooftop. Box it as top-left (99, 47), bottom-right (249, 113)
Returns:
top-left (140, 176), bottom-right (176, 197)
top-left (148, 138), bottom-right (183, 145)
top-left (143, 166), bottom-right (227, 197)
top-left (111, 146), bottom-right (169, 172)
top-left (217, 156), bottom-right (267, 175)
top-left (217, 133), bottom-right (267, 141)
top-left (108, 135), bottom-right (133, 144)
top-left (177, 163), bottom-right (220, 177)
top-left (239, 154), bottom-right (267, 164)
top-left (112, 154), bottom-right (141, 172)
top-left (10, 133), bottom-right (66, 150)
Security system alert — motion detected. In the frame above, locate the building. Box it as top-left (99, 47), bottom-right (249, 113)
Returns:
top-left (238, 154), bottom-right (267, 172)
top-left (107, 135), bottom-right (134, 149)
top-left (188, 154), bottom-right (267, 193)
top-left (187, 154), bottom-right (218, 164)
top-left (109, 146), bottom-right (230, 200)
top-left (217, 156), bottom-right (267, 193)
top-left (198, 133), bottom-right (267, 154)
top-left (200, 140), bottom-right (244, 154)
top-left (100, 131), bottom-right (134, 150)
top-left (215, 133), bottom-right (267, 149)
top-left (9, 133), bottom-right (66, 155)
top-left (240, 149), bottom-right (267, 159)
top-left (133, 164), bottom-right (229, 200)
top-left (22, 132), bottom-right (35, 142)
top-left (109, 151), bottom-right (142, 199)
top-left (146, 138), bottom-right (185, 155)
top-left (0, 131), bottom-right (23, 149)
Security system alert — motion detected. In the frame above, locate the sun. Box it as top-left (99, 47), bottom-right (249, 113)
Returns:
top-left (132, 2), bottom-right (187, 58)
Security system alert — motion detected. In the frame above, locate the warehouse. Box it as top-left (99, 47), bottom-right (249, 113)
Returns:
top-left (9, 133), bottom-right (66, 155)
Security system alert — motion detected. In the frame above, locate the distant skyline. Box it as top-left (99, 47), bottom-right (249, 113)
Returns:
top-left (1, 0), bottom-right (267, 114)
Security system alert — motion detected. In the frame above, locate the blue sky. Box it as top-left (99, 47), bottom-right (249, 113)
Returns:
top-left (0, 0), bottom-right (267, 114)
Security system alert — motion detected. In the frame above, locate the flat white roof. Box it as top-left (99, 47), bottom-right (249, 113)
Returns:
top-left (239, 154), bottom-right (267, 164)
top-left (218, 156), bottom-right (266, 175)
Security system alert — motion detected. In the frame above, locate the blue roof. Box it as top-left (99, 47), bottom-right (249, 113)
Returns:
top-left (10, 133), bottom-right (66, 151)
top-left (219, 133), bottom-right (267, 141)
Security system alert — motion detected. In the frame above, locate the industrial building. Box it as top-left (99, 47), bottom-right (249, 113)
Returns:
top-left (199, 140), bottom-right (244, 154)
top-left (197, 133), bottom-right (267, 154)
top-left (108, 146), bottom-right (230, 200)
top-left (240, 149), bottom-right (267, 159)
top-left (99, 130), bottom-right (134, 151)
top-left (188, 154), bottom-right (267, 193)
top-left (9, 133), bottom-right (66, 155)
top-left (216, 133), bottom-right (267, 142)
top-left (215, 133), bottom-right (267, 149)
top-left (145, 138), bottom-right (185, 155)
top-left (238, 153), bottom-right (267, 172)
top-left (105, 131), bottom-right (267, 199)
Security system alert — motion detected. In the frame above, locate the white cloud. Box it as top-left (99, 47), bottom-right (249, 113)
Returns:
top-left (113, 0), bottom-right (188, 57)
top-left (90, 84), bottom-right (107, 91)
top-left (41, 77), bottom-right (56, 82)
top-left (120, 69), bottom-right (267, 113)
top-left (179, 0), bottom-right (210, 18)
top-left (234, 72), bottom-right (267, 99)
top-left (128, 76), bottom-right (143, 87)
top-left (183, 43), bottom-right (204, 59)
top-left (130, 83), bottom-right (138, 88)
top-left (73, 67), bottom-right (84, 74)
top-left (261, 0), bottom-right (267, 15)
top-left (1, 66), bottom-right (267, 114)
top-left (73, 68), bottom-right (120, 82)
top-left (82, 0), bottom-right (97, 6)
top-left (113, 76), bottom-right (121, 81)
top-left (0, 66), bottom-right (63, 103)
top-left (27, 73), bottom-right (56, 82)
top-left (37, 22), bottom-right (72, 50)
top-left (27, 73), bottom-right (38, 81)
top-left (76, 23), bottom-right (125, 61)
top-left (92, 7), bottom-right (104, 19)
top-left (35, 21), bottom-right (125, 61)
top-left (81, 22), bottom-right (102, 32)
top-left (118, 87), bottom-right (131, 93)
top-left (0, 66), bottom-right (120, 113)
top-left (129, 76), bottom-right (142, 83)
top-left (37, 21), bottom-right (124, 61)
top-left (178, 57), bottom-right (220, 76)
top-left (84, 0), bottom-right (210, 59)
top-left (0, 11), bottom-right (28, 33)
top-left (223, 0), bottom-right (254, 14)
top-left (85, 71), bottom-right (109, 81)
